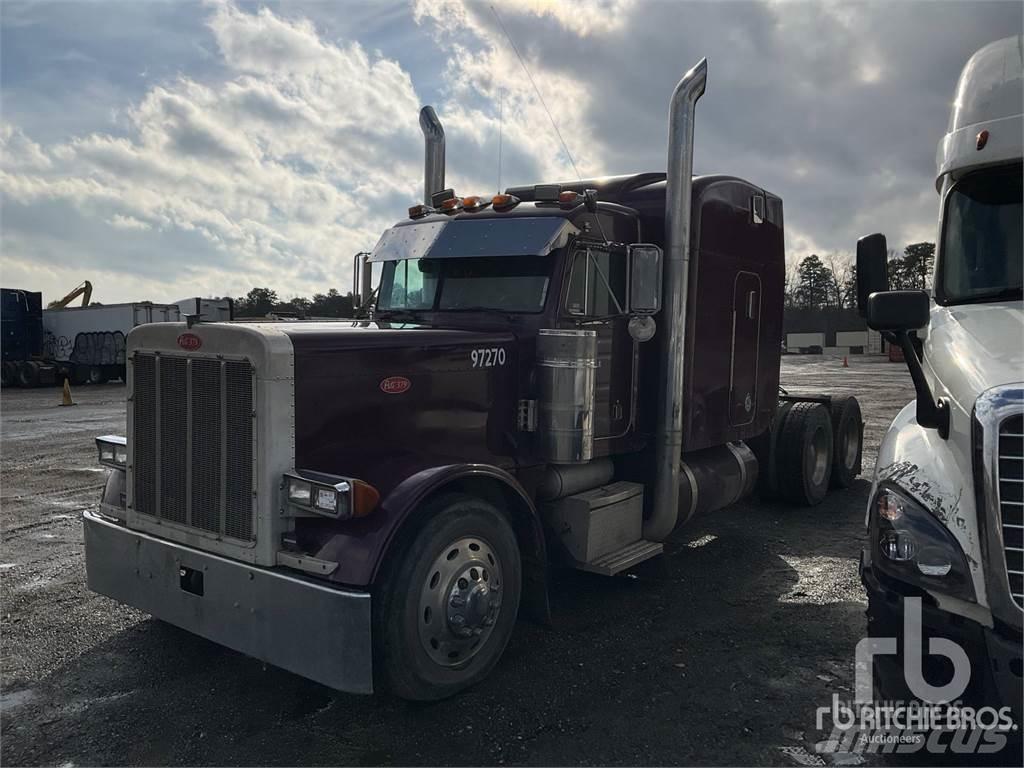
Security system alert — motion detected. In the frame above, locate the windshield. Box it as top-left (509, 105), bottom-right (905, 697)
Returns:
top-left (377, 255), bottom-right (551, 313)
top-left (938, 164), bottom-right (1022, 305)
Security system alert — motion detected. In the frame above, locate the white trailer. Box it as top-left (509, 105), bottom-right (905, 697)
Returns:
top-left (42, 302), bottom-right (181, 384)
top-left (786, 331), bottom-right (825, 353)
top-left (835, 330), bottom-right (868, 349)
top-left (174, 297), bottom-right (234, 322)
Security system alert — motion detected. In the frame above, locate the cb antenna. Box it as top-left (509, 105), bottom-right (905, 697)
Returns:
top-left (490, 4), bottom-right (582, 181)
top-left (497, 88), bottom-right (503, 193)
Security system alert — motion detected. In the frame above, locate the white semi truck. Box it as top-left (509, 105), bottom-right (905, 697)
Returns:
top-left (857, 36), bottom-right (1022, 726)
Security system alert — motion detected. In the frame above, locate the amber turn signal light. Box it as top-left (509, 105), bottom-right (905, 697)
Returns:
top-left (351, 479), bottom-right (381, 518)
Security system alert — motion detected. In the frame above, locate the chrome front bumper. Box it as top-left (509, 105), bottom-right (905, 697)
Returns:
top-left (83, 510), bottom-right (373, 693)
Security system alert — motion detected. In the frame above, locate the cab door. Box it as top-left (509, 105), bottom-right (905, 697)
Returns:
top-left (729, 271), bottom-right (761, 426)
top-left (563, 246), bottom-right (636, 439)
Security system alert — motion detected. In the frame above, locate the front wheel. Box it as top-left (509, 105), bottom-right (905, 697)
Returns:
top-left (375, 494), bottom-right (521, 701)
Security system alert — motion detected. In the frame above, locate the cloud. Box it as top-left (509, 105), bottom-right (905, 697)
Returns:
top-left (414, 0), bottom-right (1020, 261)
top-left (1, 2), bottom-right (424, 304)
top-left (1, 0), bottom-right (1019, 305)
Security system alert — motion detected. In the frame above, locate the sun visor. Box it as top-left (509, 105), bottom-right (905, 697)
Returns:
top-left (369, 217), bottom-right (577, 262)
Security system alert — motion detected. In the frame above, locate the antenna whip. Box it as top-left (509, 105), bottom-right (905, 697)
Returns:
top-left (490, 5), bottom-right (583, 180)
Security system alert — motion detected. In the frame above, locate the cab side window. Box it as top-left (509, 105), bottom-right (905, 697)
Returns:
top-left (565, 248), bottom-right (627, 317)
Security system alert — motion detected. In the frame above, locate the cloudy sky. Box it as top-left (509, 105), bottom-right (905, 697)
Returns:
top-left (1, 0), bottom-right (1019, 305)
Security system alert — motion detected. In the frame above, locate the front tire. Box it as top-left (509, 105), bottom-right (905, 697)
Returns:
top-left (375, 494), bottom-right (521, 701)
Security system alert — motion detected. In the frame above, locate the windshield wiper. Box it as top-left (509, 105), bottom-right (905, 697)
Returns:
top-left (947, 287), bottom-right (1023, 305)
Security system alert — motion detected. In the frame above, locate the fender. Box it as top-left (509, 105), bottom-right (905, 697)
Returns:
top-left (871, 400), bottom-right (988, 617)
top-left (372, 462), bottom-right (546, 580)
top-left (310, 462), bottom-right (548, 605)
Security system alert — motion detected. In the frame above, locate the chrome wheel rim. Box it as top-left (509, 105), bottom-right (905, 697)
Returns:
top-left (810, 426), bottom-right (830, 486)
top-left (418, 536), bottom-right (502, 668)
top-left (843, 422), bottom-right (859, 470)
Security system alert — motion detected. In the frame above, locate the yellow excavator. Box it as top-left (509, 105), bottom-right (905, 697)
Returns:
top-left (48, 280), bottom-right (93, 309)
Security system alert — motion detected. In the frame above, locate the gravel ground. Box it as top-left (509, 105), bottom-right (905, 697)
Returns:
top-left (1, 356), bottom-right (921, 766)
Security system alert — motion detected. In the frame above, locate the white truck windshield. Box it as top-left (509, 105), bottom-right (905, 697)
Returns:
top-left (938, 164), bottom-right (1023, 304)
top-left (377, 255), bottom-right (551, 313)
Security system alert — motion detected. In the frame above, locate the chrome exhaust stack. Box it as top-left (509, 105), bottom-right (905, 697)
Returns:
top-left (645, 58), bottom-right (708, 542)
top-left (419, 106), bottom-right (446, 205)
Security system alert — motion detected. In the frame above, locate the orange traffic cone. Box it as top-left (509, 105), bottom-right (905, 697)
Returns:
top-left (842, 356), bottom-right (849, 368)
top-left (60, 378), bottom-right (76, 407)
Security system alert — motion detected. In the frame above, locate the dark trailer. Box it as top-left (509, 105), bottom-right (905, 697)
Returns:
top-left (83, 58), bottom-right (863, 701)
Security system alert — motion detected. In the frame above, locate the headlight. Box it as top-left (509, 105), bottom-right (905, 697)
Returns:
top-left (283, 472), bottom-right (362, 520)
top-left (96, 435), bottom-right (127, 470)
top-left (870, 485), bottom-right (975, 600)
top-left (287, 478), bottom-right (312, 505)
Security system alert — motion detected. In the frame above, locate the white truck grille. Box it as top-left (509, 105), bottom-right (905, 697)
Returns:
top-left (999, 413), bottom-right (1024, 609)
top-left (132, 352), bottom-right (256, 543)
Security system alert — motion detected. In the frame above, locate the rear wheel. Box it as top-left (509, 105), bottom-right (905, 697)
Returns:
top-left (778, 402), bottom-right (833, 506)
top-left (0, 362), bottom-right (13, 388)
top-left (828, 396), bottom-right (863, 489)
top-left (17, 361), bottom-right (40, 388)
top-left (751, 401), bottom-right (794, 501)
top-left (87, 366), bottom-right (109, 385)
top-left (375, 494), bottom-right (521, 701)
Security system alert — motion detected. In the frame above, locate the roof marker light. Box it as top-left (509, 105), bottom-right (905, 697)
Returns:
top-left (558, 190), bottom-right (580, 206)
top-left (491, 193), bottom-right (520, 211)
top-left (462, 195), bottom-right (490, 212)
top-left (439, 196), bottom-right (464, 213)
top-left (408, 204), bottom-right (433, 219)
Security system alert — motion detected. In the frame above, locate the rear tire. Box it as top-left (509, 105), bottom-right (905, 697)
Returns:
top-left (17, 361), bottom-right (40, 388)
top-left (828, 396), bottom-right (863, 489)
top-left (0, 362), bottom-right (13, 388)
top-left (778, 402), bottom-right (833, 506)
top-left (87, 366), bottom-right (109, 385)
top-left (752, 401), bottom-right (794, 501)
top-left (375, 494), bottom-right (521, 701)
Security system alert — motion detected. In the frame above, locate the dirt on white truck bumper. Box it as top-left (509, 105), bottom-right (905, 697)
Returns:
top-left (83, 509), bottom-right (373, 694)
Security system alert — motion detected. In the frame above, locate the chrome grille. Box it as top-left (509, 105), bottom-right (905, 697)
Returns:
top-left (132, 352), bottom-right (255, 543)
top-left (998, 414), bottom-right (1023, 608)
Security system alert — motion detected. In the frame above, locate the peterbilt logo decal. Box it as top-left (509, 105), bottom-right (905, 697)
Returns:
top-left (380, 376), bottom-right (411, 394)
top-left (177, 333), bottom-right (202, 351)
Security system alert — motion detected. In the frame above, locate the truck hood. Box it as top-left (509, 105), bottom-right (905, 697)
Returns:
top-left (274, 319), bottom-right (513, 353)
top-left (925, 300), bottom-right (1024, 412)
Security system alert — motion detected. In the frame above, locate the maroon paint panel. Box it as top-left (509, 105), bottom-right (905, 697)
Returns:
top-left (283, 323), bottom-right (522, 585)
top-left (682, 178), bottom-right (784, 450)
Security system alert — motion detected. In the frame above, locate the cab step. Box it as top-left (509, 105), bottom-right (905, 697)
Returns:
top-left (571, 539), bottom-right (664, 576)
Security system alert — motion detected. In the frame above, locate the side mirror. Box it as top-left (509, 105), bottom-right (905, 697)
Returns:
top-left (856, 233), bottom-right (889, 317)
top-left (628, 243), bottom-right (662, 315)
top-left (866, 290), bottom-right (930, 332)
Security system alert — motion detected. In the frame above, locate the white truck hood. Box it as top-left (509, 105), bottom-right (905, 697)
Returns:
top-left (925, 300), bottom-right (1024, 414)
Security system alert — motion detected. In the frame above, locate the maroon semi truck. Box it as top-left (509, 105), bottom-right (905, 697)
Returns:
top-left (85, 59), bottom-right (863, 700)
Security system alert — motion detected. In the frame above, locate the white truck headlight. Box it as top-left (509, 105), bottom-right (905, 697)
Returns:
top-left (96, 435), bottom-right (127, 470)
top-left (870, 485), bottom-right (974, 600)
top-left (283, 472), bottom-right (357, 520)
top-left (287, 478), bottom-right (312, 505)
